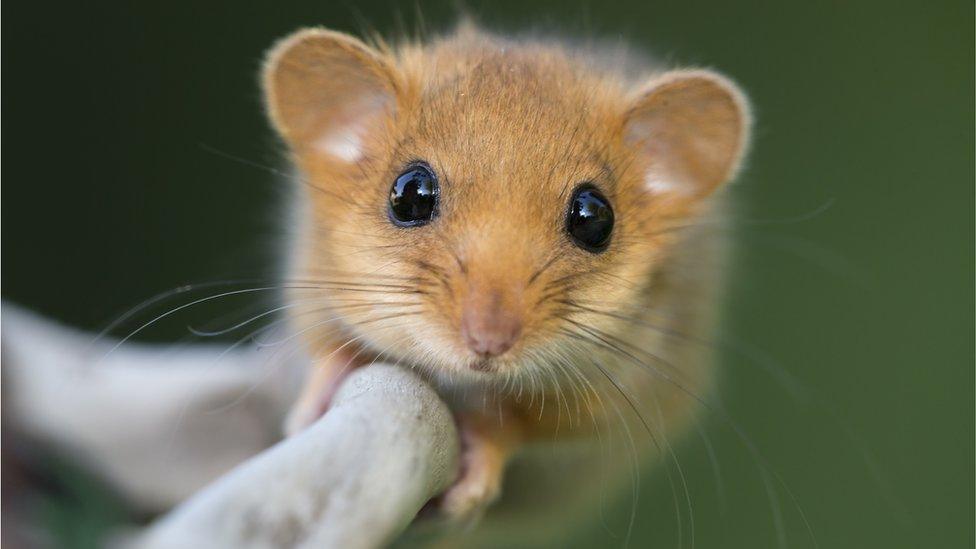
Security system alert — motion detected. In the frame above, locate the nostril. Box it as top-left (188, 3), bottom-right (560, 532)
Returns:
top-left (461, 329), bottom-right (487, 355)
top-left (460, 312), bottom-right (522, 359)
top-left (492, 323), bottom-right (521, 355)
top-left (485, 336), bottom-right (513, 357)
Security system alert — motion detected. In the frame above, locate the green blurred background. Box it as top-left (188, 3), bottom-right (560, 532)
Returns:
top-left (3, 0), bottom-right (973, 547)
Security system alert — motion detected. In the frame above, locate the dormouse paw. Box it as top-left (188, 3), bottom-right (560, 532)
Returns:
top-left (440, 449), bottom-right (503, 525)
top-left (437, 414), bottom-right (513, 526)
top-left (283, 349), bottom-right (363, 437)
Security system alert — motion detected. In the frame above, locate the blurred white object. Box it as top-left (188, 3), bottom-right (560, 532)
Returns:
top-left (2, 303), bottom-right (460, 548)
top-left (3, 303), bottom-right (303, 510)
top-left (138, 364), bottom-right (460, 549)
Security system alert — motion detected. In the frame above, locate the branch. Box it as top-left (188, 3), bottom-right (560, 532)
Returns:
top-left (2, 303), bottom-right (461, 547)
top-left (136, 364), bottom-right (459, 549)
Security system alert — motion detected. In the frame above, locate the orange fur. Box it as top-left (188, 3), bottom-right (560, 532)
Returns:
top-left (263, 23), bottom-right (750, 539)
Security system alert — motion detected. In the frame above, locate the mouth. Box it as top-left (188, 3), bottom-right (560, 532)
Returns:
top-left (469, 357), bottom-right (497, 373)
top-left (287, 341), bottom-right (525, 435)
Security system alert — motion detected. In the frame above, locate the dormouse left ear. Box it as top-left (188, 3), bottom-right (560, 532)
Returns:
top-left (623, 70), bottom-right (751, 200)
top-left (262, 28), bottom-right (399, 162)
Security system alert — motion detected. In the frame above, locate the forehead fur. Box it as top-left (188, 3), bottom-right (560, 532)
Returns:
top-left (377, 31), bottom-right (640, 228)
top-left (394, 31), bottom-right (630, 157)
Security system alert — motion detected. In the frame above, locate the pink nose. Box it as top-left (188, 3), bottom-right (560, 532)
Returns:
top-left (460, 298), bottom-right (522, 359)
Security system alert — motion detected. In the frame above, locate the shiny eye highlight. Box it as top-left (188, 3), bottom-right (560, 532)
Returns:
top-left (388, 163), bottom-right (439, 227)
top-left (566, 184), bottom-right (614, 252)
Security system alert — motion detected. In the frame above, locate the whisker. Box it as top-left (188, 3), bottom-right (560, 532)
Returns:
top-left (101, 285), bottom-right (328, 359)
top-left (92, 278), bottom-right (272, 344)
top-left (560, 327), bottom-right (818, 548)
top-left (187, 301), bottom-right (311, 337)
top-left (197, 142), bottom-right (364, 208)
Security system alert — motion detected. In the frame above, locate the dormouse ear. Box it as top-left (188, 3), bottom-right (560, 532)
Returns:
top-left (262, 28), bottom-right (398, 162)
top-left (623, 70), bottom-right (750, 199)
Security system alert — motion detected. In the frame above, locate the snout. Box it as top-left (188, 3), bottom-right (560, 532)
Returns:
top-left (459, 289), bottom-right (523, 362)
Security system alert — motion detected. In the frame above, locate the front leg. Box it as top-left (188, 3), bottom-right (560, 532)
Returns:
top-left (436, 388), bottom-right (603, 523)
top-left (438, 407), bottom-right (522, 524)
top-left (283, 343), bottom-right (364, 436)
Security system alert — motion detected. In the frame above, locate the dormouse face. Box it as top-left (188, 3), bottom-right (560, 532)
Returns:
top-left (264, 28), bottom-right (748, 383)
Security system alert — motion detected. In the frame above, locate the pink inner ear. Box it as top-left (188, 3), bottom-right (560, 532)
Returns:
top-left (626, 118), bottom-right (696, 196)
top-left (309, 92), bottom-right (392, 163)
top-left (313, 126), bottom-right (365, 162)
top-left (623, 72), bottom-right (748, 199)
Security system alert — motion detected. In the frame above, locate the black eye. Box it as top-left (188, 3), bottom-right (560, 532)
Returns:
top-left (566, 185), bottom-right (614, 252)
top-left (388, 163), bottom-right (439, 227)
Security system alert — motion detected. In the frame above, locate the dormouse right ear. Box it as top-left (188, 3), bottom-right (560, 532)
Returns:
top-left (622, 70), bottom-right (750, 202)
top-left (262, 28), bottom-right (399, 162)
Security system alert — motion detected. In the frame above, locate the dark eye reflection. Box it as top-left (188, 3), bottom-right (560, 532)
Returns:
top-left (566, 184), bottom-right (614, 252)
top-left (389, 163), bottom-right (439, 227)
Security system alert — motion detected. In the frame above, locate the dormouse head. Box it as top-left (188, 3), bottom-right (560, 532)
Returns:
top-left (263, 26), bottom-right (750, 383)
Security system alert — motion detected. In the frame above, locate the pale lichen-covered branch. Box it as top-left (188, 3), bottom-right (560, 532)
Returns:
top-left (3, 304), bottom-right (460, 548)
